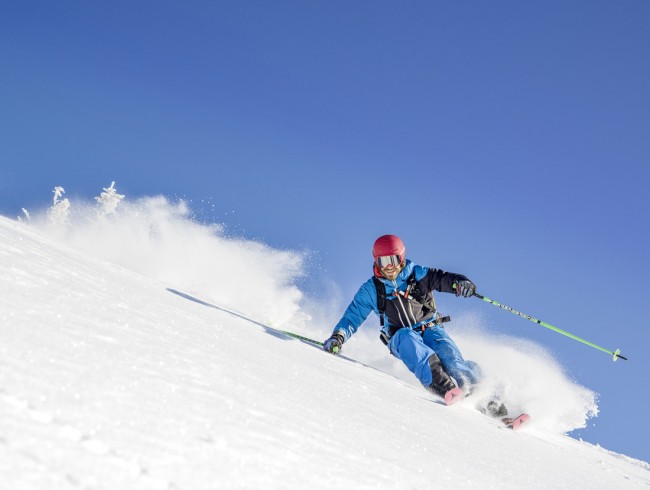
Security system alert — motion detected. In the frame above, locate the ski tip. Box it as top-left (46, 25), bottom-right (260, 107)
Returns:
top-left (444, 387), bottom-right (465, 406)
top-left (511, 413), bottom-right (531, 431)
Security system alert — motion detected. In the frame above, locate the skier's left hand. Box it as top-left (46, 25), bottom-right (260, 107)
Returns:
top-left (323, 333), bottom-right (344, 354)
top-left (455, 279), bottom-right (476, 298)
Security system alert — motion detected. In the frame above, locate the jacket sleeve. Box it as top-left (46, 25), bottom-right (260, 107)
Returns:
top-left (421, 267), bottom-right (469, 294)
top-left (330, 281), bottom-right (377, 342)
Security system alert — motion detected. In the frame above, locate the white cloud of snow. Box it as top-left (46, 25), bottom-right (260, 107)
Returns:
top-left (25, 183), bottom-right (598, 436)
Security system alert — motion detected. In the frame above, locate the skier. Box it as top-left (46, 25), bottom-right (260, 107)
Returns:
top-left (323, 234), bottom-right (482, 405)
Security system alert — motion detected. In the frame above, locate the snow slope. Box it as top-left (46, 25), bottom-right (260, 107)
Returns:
top-left (1, 207), bottom-right (649, 489)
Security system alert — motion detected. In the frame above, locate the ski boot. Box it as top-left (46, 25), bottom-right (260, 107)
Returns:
top-left (427, 353), bottom-right (464, 405)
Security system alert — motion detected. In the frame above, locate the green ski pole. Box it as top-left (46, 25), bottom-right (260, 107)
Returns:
top-left (473, 291), bottom-right (627, 361)
top-left (279, 330), bottom-right (342, 353)
top-left (279, 329), bottom-right (323, 346)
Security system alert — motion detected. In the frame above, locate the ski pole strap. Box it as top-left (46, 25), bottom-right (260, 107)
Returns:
top-left (473, 293), bottom-right (628, 362)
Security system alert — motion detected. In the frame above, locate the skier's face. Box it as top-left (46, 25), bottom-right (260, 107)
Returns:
top-left (380, 263), bottom-right (402, 280)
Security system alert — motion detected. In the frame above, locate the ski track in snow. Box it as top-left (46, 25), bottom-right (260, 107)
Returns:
top-left (1, 214), bottom-right (649, 489)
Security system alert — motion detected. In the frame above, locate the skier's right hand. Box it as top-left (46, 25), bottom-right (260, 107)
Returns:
top-left (323, 332), bottom-right (344, 354)
top-left (454, 279), bottom-right (476, 298)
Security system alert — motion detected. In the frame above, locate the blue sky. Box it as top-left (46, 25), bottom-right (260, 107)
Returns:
top-left (2, 1), bottom-right (649, 462)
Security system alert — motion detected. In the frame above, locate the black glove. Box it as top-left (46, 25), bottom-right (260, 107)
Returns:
top-left (323, 333), bottom-right (345, 354)
top-left (455, 279), bottom-right (476, 298)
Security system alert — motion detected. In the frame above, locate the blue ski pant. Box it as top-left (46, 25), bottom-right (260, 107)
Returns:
top-left (388, 326), bottom-right (483, 390)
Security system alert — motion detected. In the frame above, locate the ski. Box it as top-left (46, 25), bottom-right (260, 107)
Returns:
top-left (478, 399), bottom-right (531, 430)
top-left (444, 387), bottom-right (465, 405)
top-left (501, 413), bottom-right (531, 431)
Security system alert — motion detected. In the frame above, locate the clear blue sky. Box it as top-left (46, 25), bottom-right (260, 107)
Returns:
top-left (2, 1), bottom-right (649, 462)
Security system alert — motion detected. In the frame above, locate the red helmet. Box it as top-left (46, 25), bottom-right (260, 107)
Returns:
top-left (372, 234), bottom-right (406, 263)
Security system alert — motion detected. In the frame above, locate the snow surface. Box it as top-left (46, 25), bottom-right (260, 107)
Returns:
top-left (1, 193), bottom-right (649, 489)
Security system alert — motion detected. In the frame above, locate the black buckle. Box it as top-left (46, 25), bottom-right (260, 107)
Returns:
top-left (421, 315), bottom-right (451, 331)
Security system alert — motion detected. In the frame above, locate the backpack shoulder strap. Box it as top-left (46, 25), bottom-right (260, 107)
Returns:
top-left (372, 276), bottom-right (387, 326)
top-left (406, 270), bottom-right (418, 295)
top-left (406, 270), bottom-right (437, 314)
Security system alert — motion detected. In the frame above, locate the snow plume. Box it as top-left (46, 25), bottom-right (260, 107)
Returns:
top-left (27, 183), bottom-right (308, 328)
top-left (309, 310), bottom-right (598, 437)
top-left (24, 183), bottom-right (597, 436)
top-left (451, 312), bottom-right (598, 434)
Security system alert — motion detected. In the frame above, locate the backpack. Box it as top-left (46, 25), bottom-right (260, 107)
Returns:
top-left (373, 271), bottom-right (450, 345)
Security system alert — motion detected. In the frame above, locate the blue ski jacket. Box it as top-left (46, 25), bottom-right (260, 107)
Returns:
top-left (331, 260), bottom-right (468, 341)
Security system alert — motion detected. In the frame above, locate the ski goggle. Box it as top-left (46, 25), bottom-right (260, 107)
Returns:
top-left (376, 255), bottom-right (402, 268)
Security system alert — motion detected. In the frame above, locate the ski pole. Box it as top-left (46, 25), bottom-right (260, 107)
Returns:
top-left (473, 292), bottom-right (627, 361)
top-left (280, 330), bottom-right (343, 353)
top-left (279, 330), bottom-right (326, 347)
